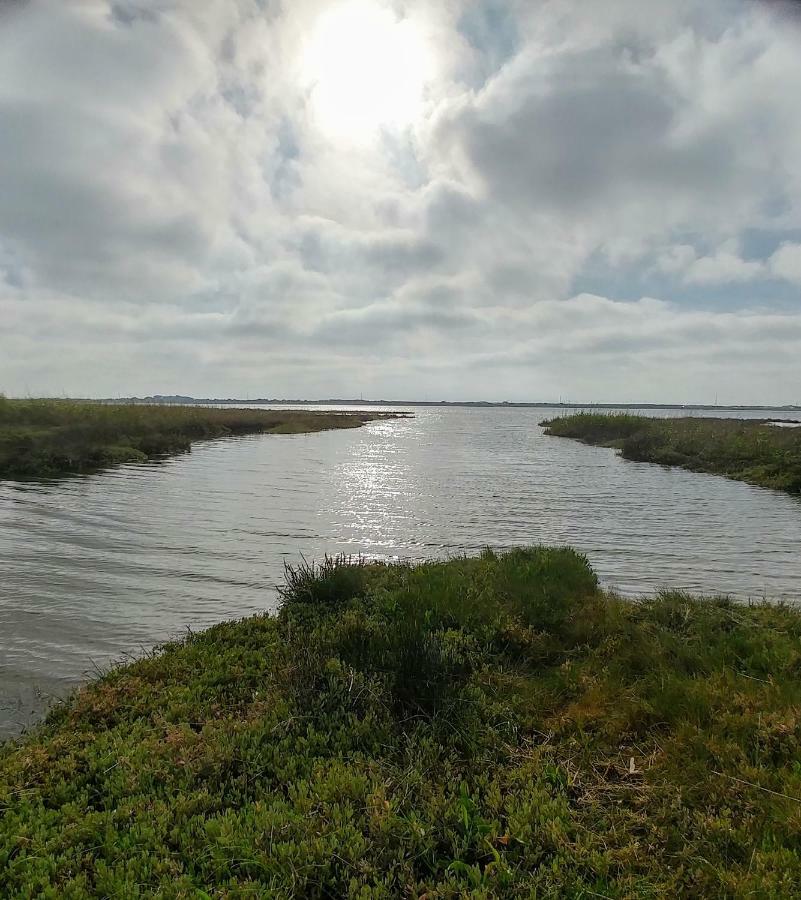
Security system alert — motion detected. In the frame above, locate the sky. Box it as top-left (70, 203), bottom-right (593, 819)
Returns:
top-left (1, 0), bottom-right (801, 404)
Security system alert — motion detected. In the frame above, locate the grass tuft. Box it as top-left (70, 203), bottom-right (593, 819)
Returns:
top-left (2, 548), bottom-right (800, 895)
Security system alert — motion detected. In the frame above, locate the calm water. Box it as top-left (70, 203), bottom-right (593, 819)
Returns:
top-left (1, 406), bottom-right (800, 738)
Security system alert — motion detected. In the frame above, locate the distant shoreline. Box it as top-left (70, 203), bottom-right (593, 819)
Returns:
top-left (0, 400), bottom-right (389, 480)
top-left (105, 396), bottom-right (801, 411)
top-left (542, 412), bottom-right (801, 494)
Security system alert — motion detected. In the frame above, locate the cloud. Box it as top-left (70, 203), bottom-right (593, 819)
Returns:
top-left (654, 238), bottom-right (801, 288)
top-left (1, 0), bottom-right (800, 402)
top-left (684, 241), bottom-right (765, 285)
top-left (769, 241), bottom-right (801, 285)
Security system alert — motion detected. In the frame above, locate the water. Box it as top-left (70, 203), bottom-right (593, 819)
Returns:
top-left (1, 405), bottom-right (800, 738)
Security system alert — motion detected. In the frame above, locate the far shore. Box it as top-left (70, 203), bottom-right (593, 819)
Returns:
top-left (97, 394), bottom-right (801, 411)
top-left (0, 398), bottom-right (399, 481)
top-left (543, 412), bottom-right (801, 494)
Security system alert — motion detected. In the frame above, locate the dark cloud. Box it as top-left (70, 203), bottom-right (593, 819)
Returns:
top-left (110, 1), bottom-right (165, 27)
top-left (449, 52), bottom-right (734, 217)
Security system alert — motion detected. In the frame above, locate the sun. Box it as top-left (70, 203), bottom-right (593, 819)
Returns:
top-left (301, 1), bottom-right (433, 141)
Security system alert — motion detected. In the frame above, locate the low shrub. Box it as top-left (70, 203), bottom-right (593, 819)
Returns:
top-left (2, 548), bottom-right (800, 896)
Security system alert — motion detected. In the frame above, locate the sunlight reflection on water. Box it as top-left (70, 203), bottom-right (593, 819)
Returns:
top-left (1, 405), bottom-right (799, 736)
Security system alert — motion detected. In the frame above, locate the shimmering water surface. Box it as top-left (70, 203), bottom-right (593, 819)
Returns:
top-left (1, 405), bottom-right (800, 737)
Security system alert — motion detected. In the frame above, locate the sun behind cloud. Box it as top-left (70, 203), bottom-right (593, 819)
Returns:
top-left (301, 0), bottom-right (434, 141)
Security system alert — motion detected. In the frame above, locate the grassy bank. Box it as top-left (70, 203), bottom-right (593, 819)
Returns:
top-left (2, 550), bottom-right (800, 897)
top-left (0, 398), bottom-right (386, 479)
top-left (542, 413), bottom-right (801, 494)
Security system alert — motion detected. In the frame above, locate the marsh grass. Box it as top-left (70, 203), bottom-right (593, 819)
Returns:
top-left (2, 548), bottom-right (800, 897)
top-left (542, 412), bottom-right (801, 494)
top-left (0, 397), bottom-right (384, 479)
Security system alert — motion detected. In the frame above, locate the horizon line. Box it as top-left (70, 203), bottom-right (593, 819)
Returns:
top-left (91, 396), bottom-right (801, 411)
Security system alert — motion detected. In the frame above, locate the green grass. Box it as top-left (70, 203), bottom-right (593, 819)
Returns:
top-left (542, 412), bottom-right (801, 494)
top-left (0, 398), bottom-right (387, 480)
top-left (2, 548), bottom-right (800, 897)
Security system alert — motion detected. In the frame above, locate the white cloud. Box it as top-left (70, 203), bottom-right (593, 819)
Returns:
top-left (655, 244), bottom-right (697, 275)
top-left (1, 0), bottom-right (801, 401)
top-left (769, 242), bottom-right (801, 286)
top-left (654, 238), bottom-right (801, 288)
top-left (684, 241), bottom-right (765, 285)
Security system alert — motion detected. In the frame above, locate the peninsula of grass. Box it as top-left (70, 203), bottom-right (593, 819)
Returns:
top-left (542, 412), bottom-right (801, 494)
top-left (0, 397), bottom-right (388, 480)
top-left (2, 549), bottom-right (800, 897)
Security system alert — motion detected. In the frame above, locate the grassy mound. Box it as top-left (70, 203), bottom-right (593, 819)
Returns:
top-left (2, 549), bottom-right (800, 897)
top-left (542, 413), bottom-right (801, 494)
top-left (0, 398), bottom-right (384, 479)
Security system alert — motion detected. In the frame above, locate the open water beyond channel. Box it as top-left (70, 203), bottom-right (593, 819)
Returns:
top-left (1, 405), bottom-right (800, 737)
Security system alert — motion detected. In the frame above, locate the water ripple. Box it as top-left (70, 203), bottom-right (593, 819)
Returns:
top-left (1, 405), bottom-right (800, 736)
